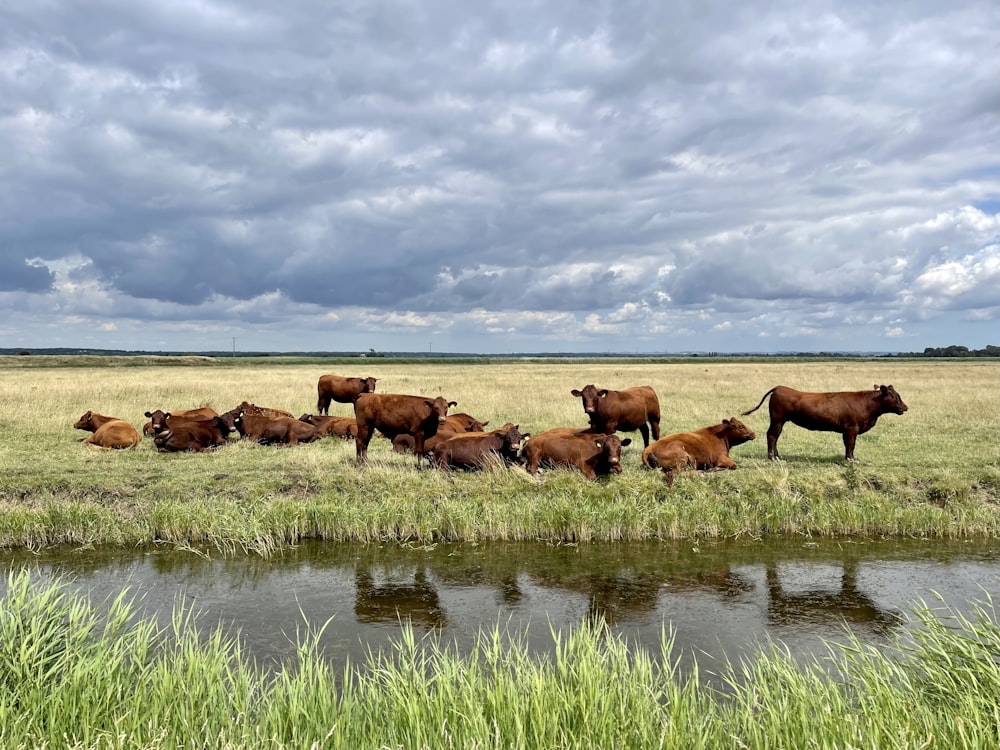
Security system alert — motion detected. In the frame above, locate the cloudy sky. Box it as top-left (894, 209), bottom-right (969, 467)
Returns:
top-left (2, 0), bottom-right (997, 354)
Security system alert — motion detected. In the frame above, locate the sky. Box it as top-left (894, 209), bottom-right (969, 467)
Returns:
top-left (2, 0), bottom-right (998, 354)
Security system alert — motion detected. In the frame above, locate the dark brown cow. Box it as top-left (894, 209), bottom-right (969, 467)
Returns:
top-left (153, 416), bottom-right (233, 452)
top-left (570, 384), bottom-right (661, 447)
top-left (232, 412), bottom-right (318, 445)
top-left (521, 428), bottom-right (632, 481)
top-left (432, 424), bottom-right (528, 470)
top-left (742, 384), bottom-right (908, 461)
top-left (354, 393), bottom-right (457, 466)
top-left (642, 418), bottom-right (756, 485)
top-left (143, 407), bottom-right (219, 436)
top-left (299, 414), bottom-right (358, 440)
top-left (317, 375), bottom-right (378, 415)
top-left (73, 411), bottom-right (141, 450)
top-left (391, 412), bottom-right (489, 454)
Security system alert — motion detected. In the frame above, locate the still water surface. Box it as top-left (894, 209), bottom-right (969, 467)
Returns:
top-left (2, 538), bottom-right (997, 674)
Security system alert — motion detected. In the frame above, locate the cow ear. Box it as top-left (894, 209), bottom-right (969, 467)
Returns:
top-left (621, 438), bottom-right (632, 446)
top-left (571, 389), bottom-right (582, 397)
top-left (723, 418), bottom-right (731, 426)
top-left (481, 420), bottom-right (489, 427)
top-left (522, 433), bottom-right (531, 439)
top-left (879, 385), bottom-right (888, 395)
top-left (164, 412), bottom-right (172, 419)
top-left (594, 439), bottom-right (604, 448)
top-left (424, 400), bottom-right (434, 408)
top-left (598, 389), bottom-right (609, 397)
top-left (449, 401), bottom-right (458, 407)
top-left (874, 384), bottom-right (879, 391)
top-left (144, 411), bottom-right (152, 418)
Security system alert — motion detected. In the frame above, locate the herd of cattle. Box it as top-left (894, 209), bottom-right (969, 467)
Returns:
top-left (73, 374), bottom-right (909, 485)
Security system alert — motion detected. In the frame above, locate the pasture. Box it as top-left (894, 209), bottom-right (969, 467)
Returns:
top-left (0, 356), bottom-right (997, 550)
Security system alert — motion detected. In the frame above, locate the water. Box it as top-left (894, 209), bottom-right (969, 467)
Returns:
top-left (2, 538), bottom-right (997, 675)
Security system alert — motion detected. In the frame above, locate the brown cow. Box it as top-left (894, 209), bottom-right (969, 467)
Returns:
top-left (741, 384), bottom-right (908, 461)
top-left (391, 412), bottom-right (489, 454)
top-left (231, 412), bottom-right (317, 445)
top-left (642, 418), bottom-right (756, 485)
top-left (73, 411), bottom-right (141, 450)
top-left (153, 416), bottom-right (233, 452)
top-left (299, 414), bottom-right (358, 440)
top-left (354, 393), bottom-right (457, 466)
top-left (317, 375), bottom-right (378, 415)
top-left (143, 407), bottom-right (219, 436)
top-left (432, 424), bottom-right (528, 470)
top-left (570, 385), bottom-right (661, 447)
top-left (521, 428), bottom-right (632, 480)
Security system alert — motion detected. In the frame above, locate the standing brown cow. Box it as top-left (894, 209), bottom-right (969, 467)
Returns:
top-left (742, 384), bottom-right (908, 461)
top-left (317, 375), bottom-right (378, 415)
top-left (354, 393), bottom-right (457, 466)
top-left (642, 418), bottom-right (756, 485)
top-left (73, 411), bottom-right (141, 450)
top-left (570, 385), bottom-right (661, 447)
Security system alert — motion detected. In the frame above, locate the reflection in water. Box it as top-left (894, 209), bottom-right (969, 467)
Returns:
top-left (765, 560), bottom-right (902, 638)
top-left (354, 566), bottom-right (446, 628)
top-left (0, 538), bottom-right (996, 674)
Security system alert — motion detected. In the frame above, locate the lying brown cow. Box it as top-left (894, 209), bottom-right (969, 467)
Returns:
top-left (570, 384), bottom-right (661, 447)
top-left (354, 393), bottom-right (457, 466)
top-left (299, 414), bottom-right (358, 440)
top-left (742, 384), bottom-right (908, 461)
top-left (642, 418), bottom-right (756, 485)
top-left (317, 375), bottom-right (378, 415)
top-left (521, 428), bottom-right (632, 480)
top-left (432, 424), bottom-right (528, 470)
top-left (392, 412), bottom-right (489, 454)
top-left (233, 412), bottom-right (318, 445)
top-left (143, 407), bottom-right (219, 436)
top-left (153, 416), bottom-right (234, 452)
top-left (73, 411), bottom-right (141, 450)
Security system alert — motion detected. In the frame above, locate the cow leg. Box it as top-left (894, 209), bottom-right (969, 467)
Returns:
top-left (649, 416), bottom-right (660, 442)
top-left (356, 423), bottom-right (373, 464)
top-left (716, 456), bottom-right (738, 470)
top-left (766, 419), bottom-right (784, 460)
top-left (413, 436), bottom-right (427, 469)
top-left (638, 423), bottom-right (650, 448)
top-left (842, 430), bottom-right (858, 461)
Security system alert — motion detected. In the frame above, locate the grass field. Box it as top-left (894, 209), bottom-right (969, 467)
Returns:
top-left (0, 356), bottom-right (997, 550)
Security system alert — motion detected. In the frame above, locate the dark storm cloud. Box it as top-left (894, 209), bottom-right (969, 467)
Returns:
top-left (1, 0), bottom-right (997, 352)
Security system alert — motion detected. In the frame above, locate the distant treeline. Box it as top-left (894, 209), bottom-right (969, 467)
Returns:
top-left (887, 345), bottom-right (1000, 358)
top-left (1, 345), bottom-right (996, 358)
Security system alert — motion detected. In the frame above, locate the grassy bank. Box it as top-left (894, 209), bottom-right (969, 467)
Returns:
top-left (1, 569), bottom-right (997, 749)
top-left (0, 358), bottom-right (997, 550)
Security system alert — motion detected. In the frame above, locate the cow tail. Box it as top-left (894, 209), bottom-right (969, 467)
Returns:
top-left (741, 387), bottom-right (778, 416)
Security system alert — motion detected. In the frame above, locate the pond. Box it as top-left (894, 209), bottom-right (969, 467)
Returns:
top-left (2, 538), bottom-right (997, 676)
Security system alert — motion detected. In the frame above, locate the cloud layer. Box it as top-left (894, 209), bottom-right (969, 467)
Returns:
top-left (2, 0), bottom-right (998, 352)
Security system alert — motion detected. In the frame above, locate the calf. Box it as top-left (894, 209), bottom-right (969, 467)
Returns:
top-left (143, 407), bottom-right (219, 436)
top-left (392, 412), bottom-right (489, 454)
top-left (317, 375), bottom-right (378, 415)
top-left (570, 384), bottom-right (661, 447)
top-left (74, 411), bottom-right (141, 450)
top-left (742, 384), bottom-right (908, 461)
top-left (521, 428), bottom-right (632, 481)
top-left (299, 414), bottom-right (358, 440)
top-left (153, 416), bottom-right (232, 452)
top-left (432, 424), bottom-right (528, 470)
top-left (354, 393), bottom-right (457, 466)
top-left (642, 418), bottom-right (756, 485)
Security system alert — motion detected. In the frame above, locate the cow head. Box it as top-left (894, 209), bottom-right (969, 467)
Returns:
top-left (362, 377), bottom-right (378, 394)
top-left (143, 409), bottom-right (171, 434)
top-left (500, 424), bottom-right (527, 453)
top-left (593, 434), bottom-right (631, 468)
top-left (571, 384), bottom-right (606, 415)
top-left (721, 418), bottom-right (756, 447)
top-left (73, 411), bottom-right (95, 431)
top-left (425, 397), bottom-right (458, 424)
top-left (875, 385), bottom-right (908, 415)
top-left (216, 412), bottom-right (237, 435)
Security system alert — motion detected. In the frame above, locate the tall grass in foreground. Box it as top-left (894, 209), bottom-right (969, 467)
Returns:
top-left (1, 569), bottom-right (997, 749)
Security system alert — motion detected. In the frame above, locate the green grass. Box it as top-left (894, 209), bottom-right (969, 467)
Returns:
top-left (1, 568), bottom-right (997, 749)
top-left (0, 357), bottom-right (997, 550)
